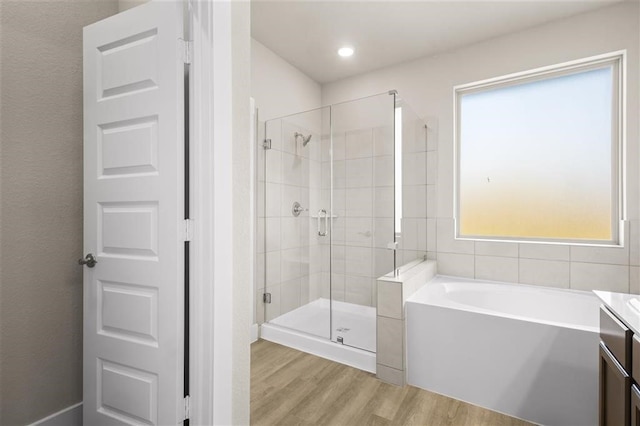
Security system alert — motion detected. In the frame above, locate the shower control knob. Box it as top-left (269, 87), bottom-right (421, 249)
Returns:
top-left (78, 253), bottom-right (98, 268)
top-left (292, 202), bottom-right (307, 217)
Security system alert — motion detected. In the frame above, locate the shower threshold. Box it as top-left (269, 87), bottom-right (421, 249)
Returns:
top-left (260, 298), bottom-right (376, 373)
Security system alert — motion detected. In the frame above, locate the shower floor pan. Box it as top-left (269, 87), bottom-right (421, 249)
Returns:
top-left (260, 298), bottom-right (376, 373)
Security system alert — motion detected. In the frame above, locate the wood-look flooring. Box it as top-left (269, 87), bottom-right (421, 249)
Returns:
top-left (251, 339), bottom-right (534, 426)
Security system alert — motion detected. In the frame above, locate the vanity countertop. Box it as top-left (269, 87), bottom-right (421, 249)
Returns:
top-left (595, 290), bottom-right (640, 335)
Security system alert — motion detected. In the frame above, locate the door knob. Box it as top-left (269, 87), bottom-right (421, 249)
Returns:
top-left (78, 253), bottom-right (98, 268)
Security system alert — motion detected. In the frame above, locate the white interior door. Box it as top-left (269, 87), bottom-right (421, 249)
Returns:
top-left (83, 2), bottom-right (185, 424)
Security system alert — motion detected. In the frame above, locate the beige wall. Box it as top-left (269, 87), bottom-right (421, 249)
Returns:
top-left (251, 38), bottom-right (322, 121)
top-left (322, 2), bottom-right (640, 294)
top-left (0, 1), bottom-right (118, 424)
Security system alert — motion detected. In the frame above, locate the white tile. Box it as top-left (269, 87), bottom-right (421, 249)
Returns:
top-left (281, 151), bottom-right (302, 185)
top-left (518, 258), bottom-right (570, 288)
top-left (475, 241), bottom-right (518, 258)
top-left (373, 126), bottom-right (393, 156)
top-left (265, 218), bottom-right (281, 252)
top-left (374, 187), bottom-right (394, 218)
top-left (346, 246), bottom-right (373, 277)
top-left (345, 129), bottom-right (373, 159)
top-left (475, 255), bottom-right (518, 283)
top-left (425, 116), bottom-right (438, 152)
top-left (281, 248), bottom-right (302, 282)
top-left (403, 185), bottom-right (426, 218)
top-left (280, 122), bottom-right (298, 155)
top-left (374, 218), bottom-right (394, 249)
top-left (519, 243), bottom-right (570, 261)
top-left (374, 155), bottom-right (394, 187)
top-left (570, 223), bottom-right (629, 265)
top-left (426, 151), bottom-right (437, 185)
top-left (265, 251), bottom-right (281, 286)
top-left (309, 160), bottom-right (321, 190)
top-left (265, 183), bottom-right (281, 217)
top-left (401, 218), bottom-right (418, 251)
top-left (417, 219), bottom-right (427, 252)
top-left (631, 266), bottom-right (640, 294)
top-left (346, 188), bottom-right (373, 218)
top-left (374, 248), bottom-right (395, 278)
top-left (376, 364), bottom-right (405, 387)
top-left (345, 158), bottom-right (373, 188)
top-left (330, 217), bottom-right (346, 245)
top-left (331, 188), bottom-right (346, 217)
top-left (264, 284), bottom-right (281, 322)
top-left (333, 160), bottom-right (346, 189)
top-left (403, 152), bottom-right (426, 186)
top-left (377, 317), bottom-right (404, 370)
top-left (426, 185), bottom-right (437, 218)
top-left (403, 121), bottom-right (424, 154)
top-left (309, 245), bottom-right (323, 274)
top-left (300, 276), bottom-right (310, 305)
top-left (331, 273), bottom-right (346, 301)
top-left (280, 278), bottom-right (301, 315)
top-left (265, 149), bottom-right (282, 184)
top-left (630, 220), bottom-right (640, 266)
top-left (280, 217), bottom-right (300, 250)
top-left (345, 217), bottom-right (373, 247)
top-left (321, 137), bottom-right (331, 163)
top-left (345, 275), bottom-right (373, 306)
top-left (426, 219), bottom-right (437, 252)
top-left (280, 185), bottom-right (301, 217)
top-left (265, 118), bottom-right (282, 151)
top-left (437, 253), bottom-right (474, 278)
top-left (332, 132), bottom-right (346, 161)
top-left (308, 272), bottom-right (323, 301)
top-left (436, 218), bottom-right (474, 254)
top-left (377, 280), bottom-right (402, 319)
top-left (570, 262), bottom-right (629, 293)
top-left (331, 245), bottom-right (346, 274)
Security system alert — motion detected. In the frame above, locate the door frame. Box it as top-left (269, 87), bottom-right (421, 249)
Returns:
top-left (188, 0), bottom-right (251, 424)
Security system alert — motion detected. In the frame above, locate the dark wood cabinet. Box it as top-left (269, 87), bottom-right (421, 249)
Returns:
top-left (631, 384), bottom-right (640, 426)
top-left (600, 342), bottom-right (631, 426)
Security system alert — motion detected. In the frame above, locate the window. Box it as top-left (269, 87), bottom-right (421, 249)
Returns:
top-left (455, 52), bottom-right (624, 244)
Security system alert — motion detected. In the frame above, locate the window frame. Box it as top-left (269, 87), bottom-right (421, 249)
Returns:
top-left (453, 51), bottom-right (626, 246)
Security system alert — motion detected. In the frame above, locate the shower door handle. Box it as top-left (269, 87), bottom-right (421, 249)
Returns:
top-left (317, 209), bottom-right (328, 236)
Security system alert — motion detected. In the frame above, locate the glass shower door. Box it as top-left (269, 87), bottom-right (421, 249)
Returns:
top-left (263, 106), bottom-right (332, 340)
top-left (329, 92), bottom-right (396, 352)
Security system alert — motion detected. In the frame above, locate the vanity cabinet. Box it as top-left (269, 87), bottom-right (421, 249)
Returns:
top-left (600, 306), bottom-right (632, 426)
top-left (631, 385), bottom-right (640, 426)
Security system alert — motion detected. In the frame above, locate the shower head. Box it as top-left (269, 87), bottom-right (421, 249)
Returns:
top-left (295, 132), bottom-right (312, 147)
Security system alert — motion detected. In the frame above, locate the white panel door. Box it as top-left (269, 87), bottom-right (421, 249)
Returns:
top-left (83, 2), bottom-right (185, 425)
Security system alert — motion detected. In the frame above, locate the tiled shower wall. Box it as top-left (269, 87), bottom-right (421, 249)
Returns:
top-left (319, 127), bottom-right (396, 308)
top-left (256, 115), bottom-right (325, 323)
top-left (255, 109), bottom-right (437, 323)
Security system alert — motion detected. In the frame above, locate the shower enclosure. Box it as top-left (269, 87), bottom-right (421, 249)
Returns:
top-left (256, 91), bottom-right (424, 358)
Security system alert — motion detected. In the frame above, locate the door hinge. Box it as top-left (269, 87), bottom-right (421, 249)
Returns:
top-left (184, 219), bottom-right (193, 242)
top-left (180, 39), bottom-right (192, 65)
top-left (263, 293), bottom-right (271, 304)
top-left (183, 395), bottom-right (190, 421)
top-left (262, 139), bottom-right (272, 150)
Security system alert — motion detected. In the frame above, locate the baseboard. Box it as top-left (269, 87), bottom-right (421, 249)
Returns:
top-left (250, 323), bottom-right (259, 343)
top-left (29, 402), bottom-right (82, 426)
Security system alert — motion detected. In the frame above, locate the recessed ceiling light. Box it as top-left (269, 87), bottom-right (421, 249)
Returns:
top-left (338, 46), bottom-right (354, 58)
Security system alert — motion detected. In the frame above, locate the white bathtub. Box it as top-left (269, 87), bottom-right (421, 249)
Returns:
top-left (406, 276), bottom-right (600, 426)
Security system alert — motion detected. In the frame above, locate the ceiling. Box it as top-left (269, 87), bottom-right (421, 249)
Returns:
top-left (251, 0), bottom-right (626, 84)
